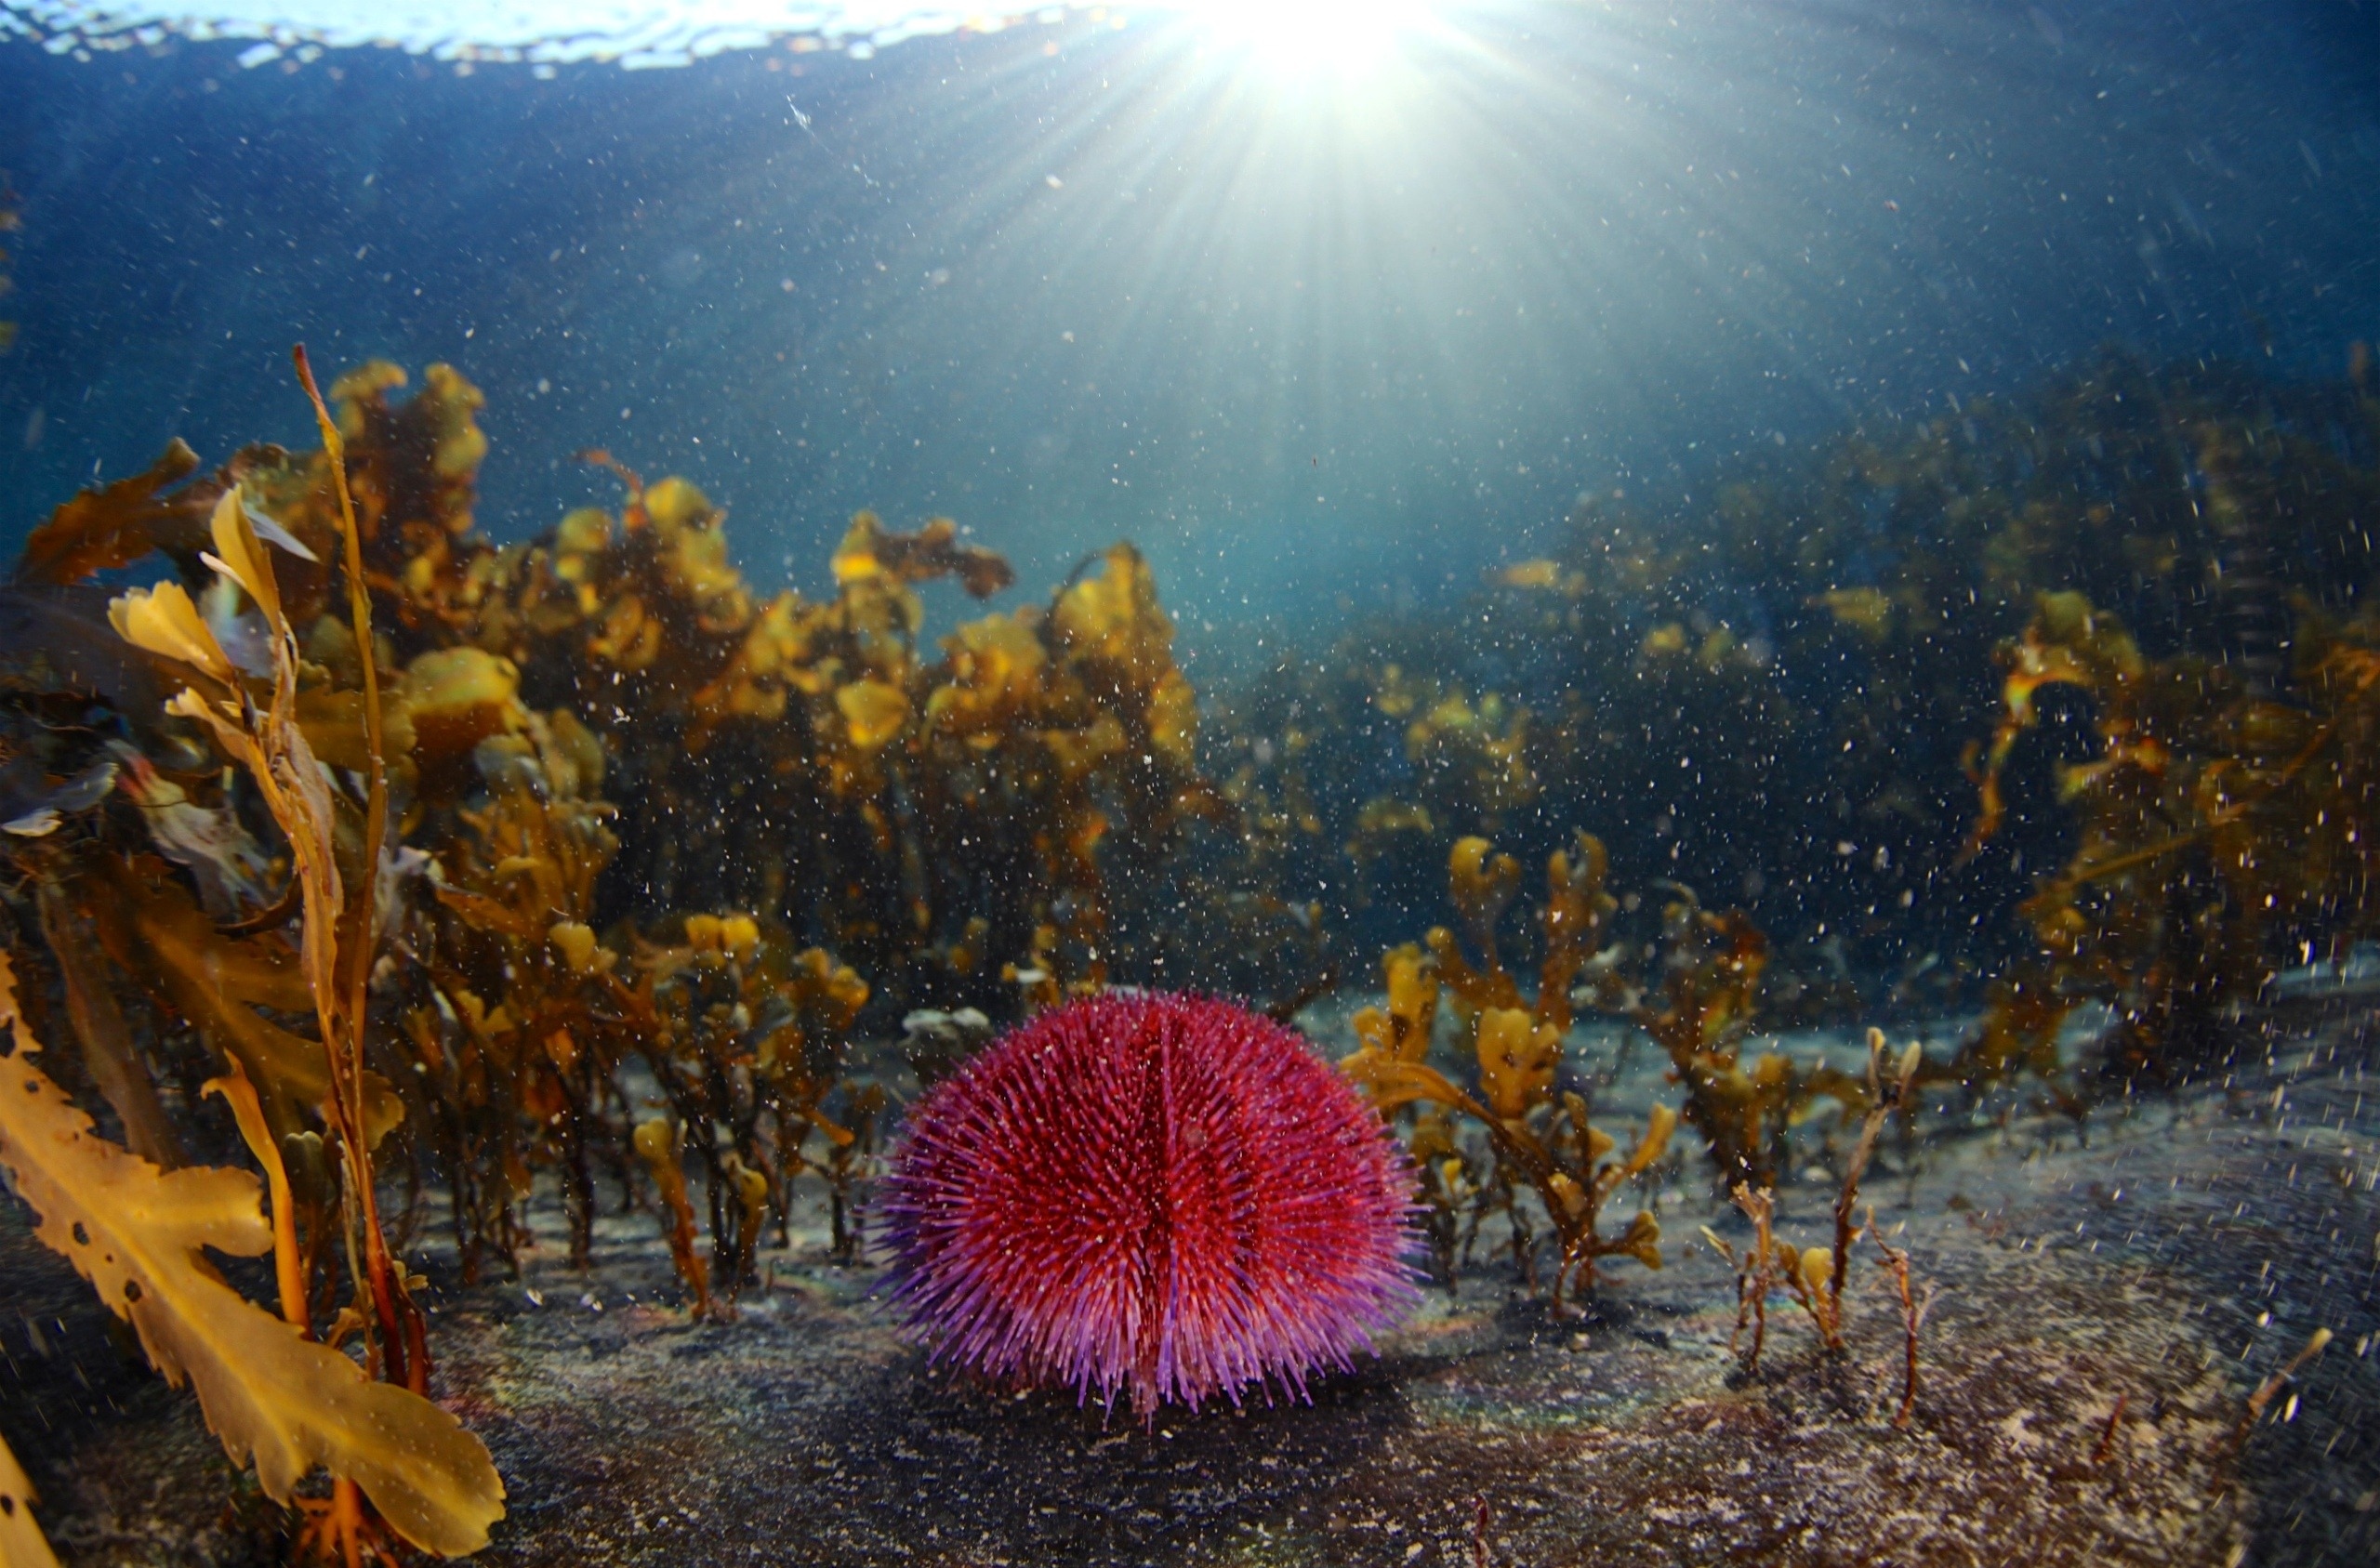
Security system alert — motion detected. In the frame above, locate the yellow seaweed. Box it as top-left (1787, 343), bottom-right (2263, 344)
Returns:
top-left (0, 1434), bottom-right (58, 1568)
top-left (1962, 587), bottom-right (2380, 1084)
top-left (1342, 875), bottom-right (1678, 1306)
top-left (0, 954), bottom-right (503, 1557)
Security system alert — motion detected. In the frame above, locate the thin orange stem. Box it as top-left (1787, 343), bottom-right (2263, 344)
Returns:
top-left (293, 344), bottom-right (421, 1393)
top-left (208, 1060), bottom-right (310, 1333)
top-left (335, 1478), bottom-right (365, 1568)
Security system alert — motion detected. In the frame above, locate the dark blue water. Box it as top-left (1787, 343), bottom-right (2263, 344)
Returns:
top-left (2, 0), bottom-right (2374, 630)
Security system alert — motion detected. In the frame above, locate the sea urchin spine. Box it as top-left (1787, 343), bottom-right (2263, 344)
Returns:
top-left (879, 991), bottom-right (1419, 1417)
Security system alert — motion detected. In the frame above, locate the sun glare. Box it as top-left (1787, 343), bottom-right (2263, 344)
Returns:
top-left (1172, 0), bottom-right (1436, 78)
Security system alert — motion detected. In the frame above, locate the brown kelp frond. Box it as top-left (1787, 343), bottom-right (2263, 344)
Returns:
top-left (620, 909), bottom-right (877, 1293)
top-left (33, 879), bottom-right (182, 1167)
top-left (1830, 1028), bottom-right (1924, 1312)
top-left (105, 743), bottom-right (276, 916)
top-left (409, 437), bottom-right (1215, 1000)
top-left (10, 429), bottom-right (303, 595)
top-left (0, 953), bottom-right (505, 1557)
top-left (633, 1117), bottom-right (712, 1318)
top-left (17, 353), bottom-right (499, 1555)
top-left (1342, 821), bottom-right (1921, 1302)
top-left (1867, 1203), bottom-right (1934, 1428)
top-left (81, 853), bottom-right (402, 1145)
top-left (105, 488), bottom-right (412, 1152)
top-left (1701, 1184), bottom-right (1781, 1374)
top-left (1627, 893), bottom-right (1862, 1191)
top-left (15, 441), bottom-right (211, 586)
top-left (1383, 672), bottom-right (1540, 829)
top-left (112, 487), bottom-right (336, 965)
top-left (226, 359), bottom-right (496, 640)
top-left (1705, 1184), bottom-right (1858, 1373)
top-left (835, 509), bottom-right (1015, 600)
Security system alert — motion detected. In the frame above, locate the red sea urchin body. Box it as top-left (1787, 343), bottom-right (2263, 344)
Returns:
top-left (879, 991), bottom-right (1419, 1417)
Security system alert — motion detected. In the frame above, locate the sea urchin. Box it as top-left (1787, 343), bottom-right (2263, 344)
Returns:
top-left (879, 991), bottom-right (1418, 1417)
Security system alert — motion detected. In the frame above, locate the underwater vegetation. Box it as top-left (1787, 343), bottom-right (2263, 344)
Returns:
top-left (0, 362), bottom-right (507, 1564)
top-left (1340, 828), bottom-right (1884, 1309)
top-left (1963, 581), bottom-right (2380, 1092)
top-left (1269, 343), bottom-right (2380, 1318)
top-left (0, 345), bottom-right (1245, 1555)
top-left (1700, 1028), bottom-right (1932, 1423)
top-left (1219, 345), bottom-right (2380, 1030)
top-left (878, 991), bottom-right (1416, 1418)
top-left (0, 336), bottom-right (2373, 1558)
top-left (1339, 833), bottom-right (1677, 1308)
top-left (482, 458), bottom-right (1218, 1014)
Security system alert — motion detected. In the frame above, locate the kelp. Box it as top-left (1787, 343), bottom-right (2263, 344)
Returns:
top-left (111, 467), bottom-right (431, 1380)
top-left (352, 423), bottom-right (1227, 1001)
top-left (79, 852), bottom-right (403, 1147)
top-left (398, 703), bottom-right (879, 1296)
top-left (1627, 893), bottom-right (1871, 1189)
top-left (406, 710), bottom-right (627, 1275)
top-left (209, 360), bottom-right (498, 644)
top-left (1183, 345), bottom-right (2380, 1035)
top-left (5, 355), bottom-right (1238, 1362)
top-left (13, 441), bottom-right (212, 587)
top-left (632, 1118), bottom-right (712, 1319)
top-left (1964, 586), bottom-right (2380, 1084)
top-left (1347, 829), bottom-right (1873, 1296)
top-left (33, 879), bottom-right (181, 1167)
top-left (628, 913), bottom-right (874, 1292)
top-left (0, 952), bottom-right (504, 1557)
top-left (0, 357), bottom-right (1225, 1363)
top-left (0, 1430), bottom-right (59, 1568)
top-left (0, 353), bottom-right (513, 1559)
top-left (1702, 1030), bottom-right (1924, 1377)
top-left (1343, 835), bottom-right (1678, 1306)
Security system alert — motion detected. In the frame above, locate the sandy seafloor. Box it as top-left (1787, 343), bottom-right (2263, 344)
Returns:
top-left (6, 989), bottom-right (2379, 1567)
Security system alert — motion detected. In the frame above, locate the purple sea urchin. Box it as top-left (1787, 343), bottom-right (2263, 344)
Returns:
top-left (879, 991), bottom-right (1419, 1417)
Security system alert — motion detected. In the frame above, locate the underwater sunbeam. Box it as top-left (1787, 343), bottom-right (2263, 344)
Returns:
top-left (1167, 0), bottom-right (1437, 78)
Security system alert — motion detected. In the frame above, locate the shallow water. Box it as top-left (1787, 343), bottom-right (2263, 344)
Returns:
top-left (0, 4), bottom-right (2376, 1565)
